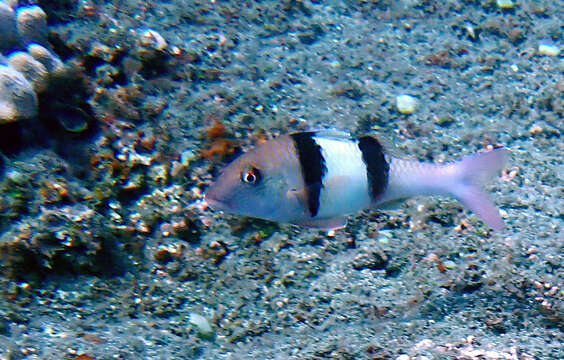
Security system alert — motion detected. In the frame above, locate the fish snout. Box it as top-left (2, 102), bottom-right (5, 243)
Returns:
top-left (203, 185), bottom-right (231, 211)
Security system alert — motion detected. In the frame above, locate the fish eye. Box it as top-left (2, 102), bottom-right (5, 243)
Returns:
top-left (241, 167), bottom-right (261, 185)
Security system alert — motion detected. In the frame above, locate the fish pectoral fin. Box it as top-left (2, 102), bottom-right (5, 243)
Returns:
top-left (287, 188), bottom-right (308, 206)
top-left (297, 216), bottom-right (348, 230)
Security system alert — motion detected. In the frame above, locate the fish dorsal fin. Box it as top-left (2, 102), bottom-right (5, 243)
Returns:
top-left (294, 129), bottom-right (395, 158)
top-left (313, 129), bottom-right (394, 154)
top-left (309, 129), bottom-right (352, 140)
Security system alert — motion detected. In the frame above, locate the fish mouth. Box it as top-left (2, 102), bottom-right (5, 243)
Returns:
top-left (203, 193), bottom-right (230, 211)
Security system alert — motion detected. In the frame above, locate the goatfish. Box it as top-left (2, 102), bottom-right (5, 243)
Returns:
top-left (204, 130), bottom-right (509, 230)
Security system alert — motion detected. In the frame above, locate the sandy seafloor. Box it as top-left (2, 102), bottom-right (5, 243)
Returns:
top-left (0, 0), bottom-right (563, 359)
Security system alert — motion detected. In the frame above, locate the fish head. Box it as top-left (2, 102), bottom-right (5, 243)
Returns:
top-left (204, 137), bottom-right (303, 222)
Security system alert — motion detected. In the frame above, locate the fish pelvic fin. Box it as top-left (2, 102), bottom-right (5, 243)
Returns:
top-left (450, 148), bottom-right (510, 231)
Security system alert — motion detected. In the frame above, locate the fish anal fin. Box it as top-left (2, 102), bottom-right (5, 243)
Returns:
top-left (298, 216), bottom-right (347, 230)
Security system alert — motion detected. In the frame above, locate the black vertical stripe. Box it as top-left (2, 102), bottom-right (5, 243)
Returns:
top-left (290, 132), bottom-right (327, 217)
top-left (357, 136), bottom-right (389, 201)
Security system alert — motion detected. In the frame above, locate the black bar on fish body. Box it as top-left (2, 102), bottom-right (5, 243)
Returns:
top-left (290, 132), bottom-right (327, 217)
top-left (357, 135), bottom-right (389, 201)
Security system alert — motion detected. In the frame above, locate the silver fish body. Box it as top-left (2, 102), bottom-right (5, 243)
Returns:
top-left (204, 131), bottom-right (509, 230)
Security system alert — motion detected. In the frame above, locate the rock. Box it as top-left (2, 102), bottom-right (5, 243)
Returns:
top-left (352, 248), bottom-right (388, 271)
top-left (16, 5), bottom-right (48, 46)
top-left (0, 100), bottom-right (17, 123)
top-left (0, 64), bottom-right (37, 123)
top-left (27, 43), bottom-right (64, 73)
top-left (7, 51), bottom-right (48, 92)
top-left (0, 2), bottom-right (17, 52)
top-left (0, 4), bottom-right (67, 124)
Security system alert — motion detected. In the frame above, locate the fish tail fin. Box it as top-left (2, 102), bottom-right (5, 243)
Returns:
top-left (450, 148), bottom-right (510, 231)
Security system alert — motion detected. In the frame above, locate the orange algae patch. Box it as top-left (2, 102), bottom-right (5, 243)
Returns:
top-left (201, 120), bottom-right (238, 159)
top-left (72, 355), bottom-right (95, 360)
top-left (207, 120), bottom-right (227, 139)
top-left (79, 332), bottom-right (107, 344)
top-left (201, 138), bottom-right (238, 159)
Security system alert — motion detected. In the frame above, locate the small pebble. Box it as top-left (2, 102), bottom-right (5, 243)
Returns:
top-left (149, 164), bottom-right (168, 186)
top-left (496, 0), bottom-right (515, 9)
top-left (180, 149), bottom-right (196, 166)
top-left (189, 313), bottom-right (214, 338)
top-left (6, 169), bottom-right (26, 184)
top-left (463, 23), bottom-right (476, 40)
top-left (329, 60), bottom-right (341, 68)
top-left (529, 123), bottom-right (543, 136)
top-left (414, 339), bottom-right (434, 350)
top-left (141, 29), bottom-right (167, 51)
top-left (537, 43), bottom-right (560, 57)
top-left (378, 230), bottom-right (392, 244)
top-left (443, 260), bottom-right (457, 270)
top-left (396, 94), bottom-right (417, 114)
